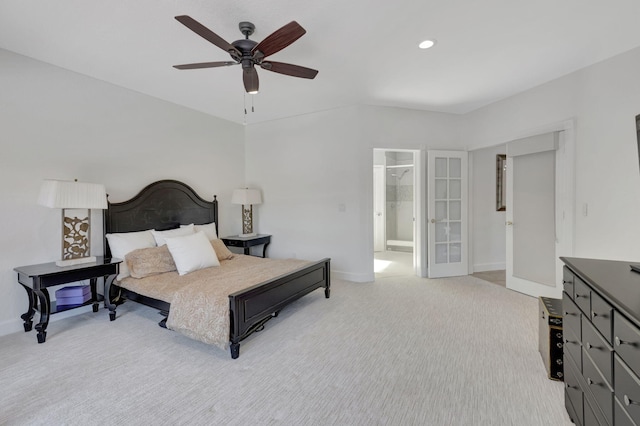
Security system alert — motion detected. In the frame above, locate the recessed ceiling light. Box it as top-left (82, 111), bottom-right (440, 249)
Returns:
top-left (419, 39), bottom-right (437, 49)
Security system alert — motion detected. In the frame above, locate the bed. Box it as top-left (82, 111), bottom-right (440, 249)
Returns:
top-left (103, 180), bottom-right (331, 359)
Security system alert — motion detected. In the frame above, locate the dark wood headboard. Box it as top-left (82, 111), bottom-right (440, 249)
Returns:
top-left (103, 180), bottom-right (218, 257)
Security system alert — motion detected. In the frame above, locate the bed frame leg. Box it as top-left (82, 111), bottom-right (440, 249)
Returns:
top-left (325, 287), bottom-right (330, 298)
top-left (230, 342), bottom-right (240, 359)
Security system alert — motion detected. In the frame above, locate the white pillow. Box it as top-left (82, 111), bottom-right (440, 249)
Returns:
top-left (165, 231), bottom-right (220, 276)
top-left (151, 224), bottom-right (194, 246)
top-left (181, 222), bottom-right (217, 240)
top-left (106, 230), bottom-right (156, 280)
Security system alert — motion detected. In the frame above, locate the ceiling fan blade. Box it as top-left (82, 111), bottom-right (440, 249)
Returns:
top-left (252, 21), bottom-right (306, 58)
top-left (175, 15), bottom-right (240, 56)
top-left (173, 61), bottom-right (238, 70)
top-left (243, 67), bottom-right (259, 93)
top-left (261, 61), bottom-right (318, 79)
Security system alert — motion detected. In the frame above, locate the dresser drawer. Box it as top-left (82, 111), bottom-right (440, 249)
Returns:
top-left (614, 311), bottom-right (640, 377)
top-left (615, 396), bottom-right (638, 426)
top-left (583, 401), bottom-right (599, 426)
top-left (563, 266), bottom-right (575, 298)
top-left (582, 317), bottom-right (613, 385)
top-left (574, 277), bottom-right (592, 316)
top-left (590, 290), bottom-right (613, 345)
top-left (565, 327), bottom-right (582, 373)
top-left (565, 357), bottom-right (584, 426)
top-left (583, 350), bottom-right (613, 425)
top-left (564, 292), bottom-right (582, 371)
top-left (564, 291), bottom-right (582, 341)
top-left (615, 354), bottom-right (640, 425)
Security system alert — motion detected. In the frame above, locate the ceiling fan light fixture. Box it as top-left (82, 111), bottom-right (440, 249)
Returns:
top-left (248, 90), bottom-right (259, 94)
top-left (419, 39), bottom-right (437, 49)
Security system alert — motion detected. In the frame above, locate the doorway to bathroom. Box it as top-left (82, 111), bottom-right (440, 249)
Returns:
top-left (373, 149), bottom-right (418, 277)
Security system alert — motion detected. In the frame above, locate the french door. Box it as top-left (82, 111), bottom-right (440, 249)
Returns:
top-left (427, 151), bottom-right (468, 278)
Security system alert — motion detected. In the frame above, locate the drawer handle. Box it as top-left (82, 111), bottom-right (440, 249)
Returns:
top-left (587, 377), bottom-right (598, 386)
top-left (591, 311), bottom-right (598, 318)
top-left (566, 382), bottom-right (578, 390)
top-left (615, 336), bottom-right (636, 347)
top-left (624, 395), bottom-right (639, 406)
top-left (586, 342), bottom-right (592, 350)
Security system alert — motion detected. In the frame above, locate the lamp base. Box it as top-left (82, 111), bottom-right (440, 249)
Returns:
top-left (239, 232), bottom-right (257, 237)
top-left (56, 256), bottom-right (97, 267)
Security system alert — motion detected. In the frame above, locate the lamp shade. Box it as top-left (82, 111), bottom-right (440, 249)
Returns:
top-left (231, 188), bottom-right (262, 205)
top-left (38, 179), bottom-right (108, 209)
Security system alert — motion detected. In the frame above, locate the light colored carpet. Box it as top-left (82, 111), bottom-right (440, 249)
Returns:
top-left (0, 275), bottom-right (571, 425)
top-left (471, 270), bottom-right (507, 287)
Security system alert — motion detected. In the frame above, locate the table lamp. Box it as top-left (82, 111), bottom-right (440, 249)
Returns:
top-left (231, 188), bottom-right (262, 237)
top-left (38, 179), bottom-right (108, 266)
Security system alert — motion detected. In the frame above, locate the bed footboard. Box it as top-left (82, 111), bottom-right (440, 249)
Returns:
top-left (228, 258), bottom-right (330, 359)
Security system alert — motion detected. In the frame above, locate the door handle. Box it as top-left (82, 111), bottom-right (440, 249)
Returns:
top-left (506, 221), bottom-right (513, 226)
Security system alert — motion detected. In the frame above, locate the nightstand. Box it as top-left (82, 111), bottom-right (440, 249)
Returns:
top-left (14, 256), bottom-right (121, 343)
top-left (222, 234), bottom-right (271, 258)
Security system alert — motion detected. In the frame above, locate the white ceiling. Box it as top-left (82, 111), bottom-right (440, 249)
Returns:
top-left (2, 0), bottom-right (640, 125)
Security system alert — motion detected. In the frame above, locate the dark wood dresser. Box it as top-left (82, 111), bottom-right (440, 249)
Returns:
top-left (561, 257), bottom-right (640, 426)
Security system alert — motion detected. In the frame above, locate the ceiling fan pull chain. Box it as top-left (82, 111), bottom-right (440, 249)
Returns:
top-left (252, 95), bottom-right (255, 113)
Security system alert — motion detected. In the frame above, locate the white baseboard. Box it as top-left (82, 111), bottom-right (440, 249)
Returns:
top-left (0, 318), bottom-right (22, 337)
top-left (472, 262), bottom-right (506, 273)
top-left (332, 270), bottom-right (374, 283)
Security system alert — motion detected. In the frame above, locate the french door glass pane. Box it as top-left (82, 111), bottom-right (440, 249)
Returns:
top-left (450, 243), bottom-right (461, 263)
top-left (435, 179), bottom-right (447, 199)
top-left (450, 179), bottom-right (461, 199)
top-left (435, 244), bottom-right (448, 264)
top-left (450, 222), bottom-right (461, 242)
top-left (449, 158), bottom-right (461, 178)
top-left (435, 158), bottom-right (447, 177)
top-left (449, 200), bottom-right (461, 220)
top-left (435, 201), bottom-right (447, 220)
top-left (435, 223), bottom-right (447, 242)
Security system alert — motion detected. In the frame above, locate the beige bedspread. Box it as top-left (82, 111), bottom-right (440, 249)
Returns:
top-left (117, 255), bottom-right (311, 349)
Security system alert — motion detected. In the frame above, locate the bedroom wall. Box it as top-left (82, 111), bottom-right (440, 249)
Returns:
top-left (245, 105), bottom-right (464, 281)
top-left (470, 144), bottom-right (507, 272)
top-left (0, 49), bottom-right (245, 335)
top-left (463, 45), bottom-right (640, 262)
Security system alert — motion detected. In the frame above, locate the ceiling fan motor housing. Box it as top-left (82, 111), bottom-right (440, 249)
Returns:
top-left (232, 38), bottom-right (259, 68)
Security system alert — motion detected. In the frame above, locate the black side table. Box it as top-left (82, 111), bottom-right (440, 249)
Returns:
top-left (14, 256), bottom-right (121, 343)
top-left (221, 234), bottom-right (271, 258)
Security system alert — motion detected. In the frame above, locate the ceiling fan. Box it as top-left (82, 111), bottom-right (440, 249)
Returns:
top-left (173, 15), bottom-right (319, 94)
